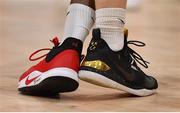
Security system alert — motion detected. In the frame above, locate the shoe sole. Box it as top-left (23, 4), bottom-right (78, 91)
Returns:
top-left (18, 68), bottom-right (78, 95)
top-left (79, 70), bottom-right (156, 96)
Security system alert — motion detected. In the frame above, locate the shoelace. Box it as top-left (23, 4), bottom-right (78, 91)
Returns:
top-left (127, 40), bottom-right (150, 68)
top-left (29, 37), bottom-right (85, 62)
top-left (29, 37), bottom-right (60, 61)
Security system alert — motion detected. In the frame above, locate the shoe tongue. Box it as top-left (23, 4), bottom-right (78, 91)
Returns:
top-left (92, 28), bottom-right (101, 39)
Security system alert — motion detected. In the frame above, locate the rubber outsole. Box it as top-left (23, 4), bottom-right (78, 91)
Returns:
top-left (79, 70), bottom-right (156, 96)
top-left (18, 76), bottom-right (79, 95)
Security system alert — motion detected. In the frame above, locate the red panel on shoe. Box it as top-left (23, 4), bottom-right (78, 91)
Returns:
top-left (19, 49), bottom-right (80, 81)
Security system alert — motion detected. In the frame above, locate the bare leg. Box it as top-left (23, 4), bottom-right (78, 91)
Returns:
top-left (96, 0), bottom-right (127, 9)
top-left (71, 0), bottom-right (95, 9)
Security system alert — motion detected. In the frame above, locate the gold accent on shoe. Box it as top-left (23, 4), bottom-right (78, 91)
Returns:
top-left (81, 60), bottom-right (110, 71)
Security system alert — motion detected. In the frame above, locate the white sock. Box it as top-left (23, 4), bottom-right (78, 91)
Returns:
top-left (62, 4), bottom-right (95, 43)
top-left (95, 8), bottom-right (126, 51)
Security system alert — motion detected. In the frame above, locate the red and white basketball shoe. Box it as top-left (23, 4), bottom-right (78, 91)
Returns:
top-left (18, 37), bottom-right (83, 94)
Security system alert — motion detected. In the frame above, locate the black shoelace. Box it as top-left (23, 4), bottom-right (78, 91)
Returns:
top-left (126, 40), bottom-right (150, 68)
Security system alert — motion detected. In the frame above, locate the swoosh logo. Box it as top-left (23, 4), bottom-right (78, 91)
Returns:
top-left (66, 11), bottom-right (70, 16)
top-left (91, 17), bottom-right (95, 22)
top-left (25, 75), bottom-right (41, 85)
top-left (110, 56), bottom-right (136, 82)
top-left (114, 63), bottom-right (135, 82)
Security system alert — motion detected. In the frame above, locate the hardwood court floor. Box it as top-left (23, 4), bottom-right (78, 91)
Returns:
top-left (0, 0), bottom-right (180, 112)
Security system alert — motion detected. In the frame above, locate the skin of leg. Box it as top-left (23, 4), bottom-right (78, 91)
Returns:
top-left (95, 0), bottom-right (127, 9)
top-left (71, 0), bottom-right (95, 9)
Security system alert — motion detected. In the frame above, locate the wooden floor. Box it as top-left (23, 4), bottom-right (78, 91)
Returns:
top-left (0, 0), bottom-right (180, 112)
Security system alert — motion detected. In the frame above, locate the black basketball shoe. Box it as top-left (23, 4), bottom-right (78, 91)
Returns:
top-left (79, 28), bottom-right (158, 96)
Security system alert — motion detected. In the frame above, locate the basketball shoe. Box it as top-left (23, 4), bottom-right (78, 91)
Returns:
top-left (79, 29), bottom-right (158, 96)
top-left (18, 37), bottom-right (82, 94)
